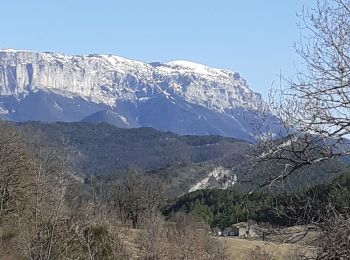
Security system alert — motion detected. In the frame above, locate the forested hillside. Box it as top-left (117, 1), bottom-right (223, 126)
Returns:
top-left (16, 121), bottom-right (251, 174)
top-left (165, 172), bottom-right (350, 228)
top-left (5, 121), bottom-right (344, 197)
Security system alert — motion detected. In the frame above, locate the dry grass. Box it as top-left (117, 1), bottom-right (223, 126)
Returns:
top-left (218, 237), bottom-right (316, 260)
top-left (117, 227), bottom-right (317, 260)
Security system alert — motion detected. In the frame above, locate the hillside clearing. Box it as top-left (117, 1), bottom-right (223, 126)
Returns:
top-left (218, 237), bottom-right (316, 260)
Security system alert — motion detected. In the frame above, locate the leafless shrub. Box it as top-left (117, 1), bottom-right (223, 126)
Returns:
top-left (286, 246), bottom-right (311, 260)
top-left (316, 214), bottom-right (350, 259)
top-left (137, 213), bottom-right (229, 260)
top-left (245, 246), bottom-right (272, 260)
top-left (136, 214), bottom-right (170, 260)
top-left (76, 224), bottom-right (129, 260)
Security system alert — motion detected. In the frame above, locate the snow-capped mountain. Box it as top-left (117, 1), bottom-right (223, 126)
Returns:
top-left (0, 49), bottom-right (277, 140)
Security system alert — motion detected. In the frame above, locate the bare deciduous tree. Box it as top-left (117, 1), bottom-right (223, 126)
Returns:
top-left (0, 122), bottom-right (32, 221)
top-left (254, 0), bottom-right (350, 190)
top-left (109, 171), bottom-right (166, 228)
top-left (252, 1), bottom-right (350, 258)
top-left (16, 135), bottom-right (79, 259)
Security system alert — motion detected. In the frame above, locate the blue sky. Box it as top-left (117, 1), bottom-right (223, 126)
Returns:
top-left (1, 0), bottom-right (309, 98)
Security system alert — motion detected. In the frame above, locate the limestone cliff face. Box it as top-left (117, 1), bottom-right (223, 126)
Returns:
top-left (0, 49), bottom-right (274, 140)
top-left (0, 49), bottom-right (262, 109)
top-left (0, 50), bottom-right (156, 106)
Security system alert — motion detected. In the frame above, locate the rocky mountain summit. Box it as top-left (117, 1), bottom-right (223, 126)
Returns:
top-left (0, 49), bottom-right (277, 140)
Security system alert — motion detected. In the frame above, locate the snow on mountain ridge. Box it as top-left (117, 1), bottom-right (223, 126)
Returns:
top-left (165, 60), bottom-right (230, 77)
top-left (0, 48), bottom-right (263, 113)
